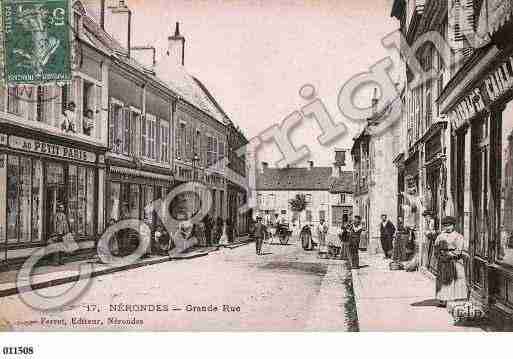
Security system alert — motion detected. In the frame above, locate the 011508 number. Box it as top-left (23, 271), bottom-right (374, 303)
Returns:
top-left (2, 346), bottom-right (34, 355)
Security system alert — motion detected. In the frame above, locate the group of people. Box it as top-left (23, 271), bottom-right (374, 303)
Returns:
top-left (317, 216), bottom-right (364, 269)
top-left (61, 102), bottom-right (95, 136)
top-left (378, 213), bottom-right (469, 307)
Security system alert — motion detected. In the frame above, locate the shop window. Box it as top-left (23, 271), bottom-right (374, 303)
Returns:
top-left (142, 186), bottom-right (154, 225)
top-left (32, 160), bottom-right (43, 242)
top-left (109, 182), bottom-right (121, 221)
top-left (499, 102), bottom-right (513, 265)
top-left (68, 164), bottom-right (95, 237)
top-left (129, 184), bottom-right (140, 219)
top-left (472, 117), bottom-right (489, 259)
top-left (6, 156), bottom-right (45, 244)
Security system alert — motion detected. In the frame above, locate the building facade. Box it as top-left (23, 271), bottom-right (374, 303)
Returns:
top-left (0, 0), bottom-right (250, 267)
top-left (391, 0), bottom-right (513, 328)
top-left (255, 150), bottom-right (353, 235)
top-left (352, 93), bottom-right (403, 254)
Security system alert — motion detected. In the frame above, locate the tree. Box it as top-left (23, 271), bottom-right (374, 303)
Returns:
top-left (289, 194), bottom-right (309, 227)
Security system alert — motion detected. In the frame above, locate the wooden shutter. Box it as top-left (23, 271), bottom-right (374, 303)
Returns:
top-left (141, 115), bottom-right (147, 157)
top-left (201, 132), bottom-right (208, 167)
top-left (175, 122), bottom-right (181, 159)
top-left (108, 102), bottom-right (115, 149)
top-left (155, 118), bottom-right (161, 161)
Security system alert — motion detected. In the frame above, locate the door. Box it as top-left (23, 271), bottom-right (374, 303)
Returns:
top-left (46, 185), bottom-right (67, 237)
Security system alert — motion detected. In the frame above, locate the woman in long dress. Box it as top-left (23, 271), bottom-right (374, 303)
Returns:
top-left (337, 224), bottom-right (350, 260)
top-left (435, 216), bottom-right (467, 307)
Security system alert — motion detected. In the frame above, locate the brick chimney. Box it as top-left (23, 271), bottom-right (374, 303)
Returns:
top-left (167, 22), bottom-right (185, 66)
top-left (332, 149), bottom-right (346, 178)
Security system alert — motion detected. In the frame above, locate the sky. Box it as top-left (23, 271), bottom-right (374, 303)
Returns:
top-left (84, 0), bottom-right (401, 170)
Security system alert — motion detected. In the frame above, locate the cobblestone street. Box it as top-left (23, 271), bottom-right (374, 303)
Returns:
top-left (0, 238), bottom-right (356, 331)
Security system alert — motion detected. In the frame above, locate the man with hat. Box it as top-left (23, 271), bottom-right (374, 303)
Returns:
top-left (434, 215), bottom-right (467, 307)
top-left (380, 214), bottom-right (396, 259)
top-left (253, 216), bottom-right (267, 255)
top-left (50, 203), bottom-right (71, 265)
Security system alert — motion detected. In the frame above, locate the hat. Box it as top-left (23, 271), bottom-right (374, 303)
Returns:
top-left (441, 216), bottom-right (457, 225)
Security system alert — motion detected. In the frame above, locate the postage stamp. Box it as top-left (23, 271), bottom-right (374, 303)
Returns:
top-left (1, 0), bottom-right (71, 84)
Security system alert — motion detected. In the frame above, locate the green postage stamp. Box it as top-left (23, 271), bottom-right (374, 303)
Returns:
top-left (1, 0), bottom-right (71, 84)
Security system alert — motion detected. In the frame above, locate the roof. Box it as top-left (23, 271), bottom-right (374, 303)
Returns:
top-left (256, 167), bottom-right (353, 193)
top-left (79, 1), bottom-right (229, 126)
top-left (154, 60), bottom-right (227, 124)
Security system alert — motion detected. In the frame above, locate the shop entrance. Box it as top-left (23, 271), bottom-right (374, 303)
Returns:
top-left (45, 185), bottom-right (67, 236)
top-left (45, 163), bottom-right (66, 238)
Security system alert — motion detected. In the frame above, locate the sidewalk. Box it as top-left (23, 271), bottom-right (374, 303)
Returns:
top-left (351, 252), bottom-right (484, 331)
top-left (0, 236), bottom-right (252, 298)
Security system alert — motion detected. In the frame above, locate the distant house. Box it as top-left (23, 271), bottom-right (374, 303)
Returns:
top-left (255, 150), bottom-right (353, 234)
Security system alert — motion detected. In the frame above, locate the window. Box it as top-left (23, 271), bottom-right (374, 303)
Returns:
top-left (7, 86), bottom-right (22, 115)
top-left (109, 102), bottom-right (123, 153)
top-left (340, 194), bottom-right (346, 204)
top-left (305, 194), bottom-right (312, 206)
top-left (499, 102), bottom-right (513, 265)
top-left (68, 164), bottom-right (95, 236)
top-left (176, 122), bottom-right (185, 160)
top-left (207, 135), bottom-right (217, 167)
top-left (218, 140), bottom-right (225, 169)
top-left (306, 210), bottom-right (312, 223)
top-left (144, 114), bottom-right (157, 160)
top-left (160, 121), bottom-right (169, 163)
top-left (6, 156), bottom-right (44, 244)
top-left (319, 210), bottom-right (326, 222)
top-left (193, 129), bottom-right (201, 160)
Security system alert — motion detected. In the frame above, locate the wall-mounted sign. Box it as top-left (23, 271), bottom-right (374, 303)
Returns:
top-left (8, 135), bottom-right (96, 163)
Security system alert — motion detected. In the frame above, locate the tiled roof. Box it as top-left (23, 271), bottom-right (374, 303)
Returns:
top-left (256, 167), bottom-right (353, 193)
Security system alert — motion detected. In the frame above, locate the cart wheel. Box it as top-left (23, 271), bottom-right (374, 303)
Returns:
top-left (279, 234), bottom-right (290, 245)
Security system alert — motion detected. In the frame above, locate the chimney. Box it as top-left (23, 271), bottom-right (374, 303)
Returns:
top-left (260, 162), bottom-right (268, 174)
top-left (131, 45), bottom-right (157, 68)
top-left (105, 0), bottom-right (132, 57)
top-left (371, 87), bottom-right (379, 116)
top-left (333, 149), bottom-right (346, 178)
top-left (308, 161), bottom-right (314, 171)
top-left (167, 22), bottom-right (185, 66)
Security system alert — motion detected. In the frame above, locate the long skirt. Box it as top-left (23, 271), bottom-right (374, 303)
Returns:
top-left (318, 235), bottom-right (328, 256)
top-left (339, 241), bottom-right (349, 260)
top-left (436, 259), bottom-right (467, 301)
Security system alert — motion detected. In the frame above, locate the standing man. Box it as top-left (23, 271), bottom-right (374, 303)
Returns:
top-left (254, 216), bottom-right (267, 255)
top-left (50, 203), bottom-right (71, 266)
top-left (380, 214), bottom-right (396, 259)
top-left (348, 216), bottom-right (364, 269)
top-left (317, 218), bottom-right (329, 259)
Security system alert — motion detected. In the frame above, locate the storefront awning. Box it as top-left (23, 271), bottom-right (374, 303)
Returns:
top-left (110, 166), bottom-right (171, 182)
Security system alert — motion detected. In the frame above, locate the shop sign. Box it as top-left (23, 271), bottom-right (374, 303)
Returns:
top-left (484, 56), bottom-right (513, 103)
top-left (8, 135), bottom-right (96, 163)
top-left (450, 88), bottom-right (486, 130)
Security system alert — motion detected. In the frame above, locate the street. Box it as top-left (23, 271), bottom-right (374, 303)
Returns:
top-left (0, 237), bottom-right (357, 331)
